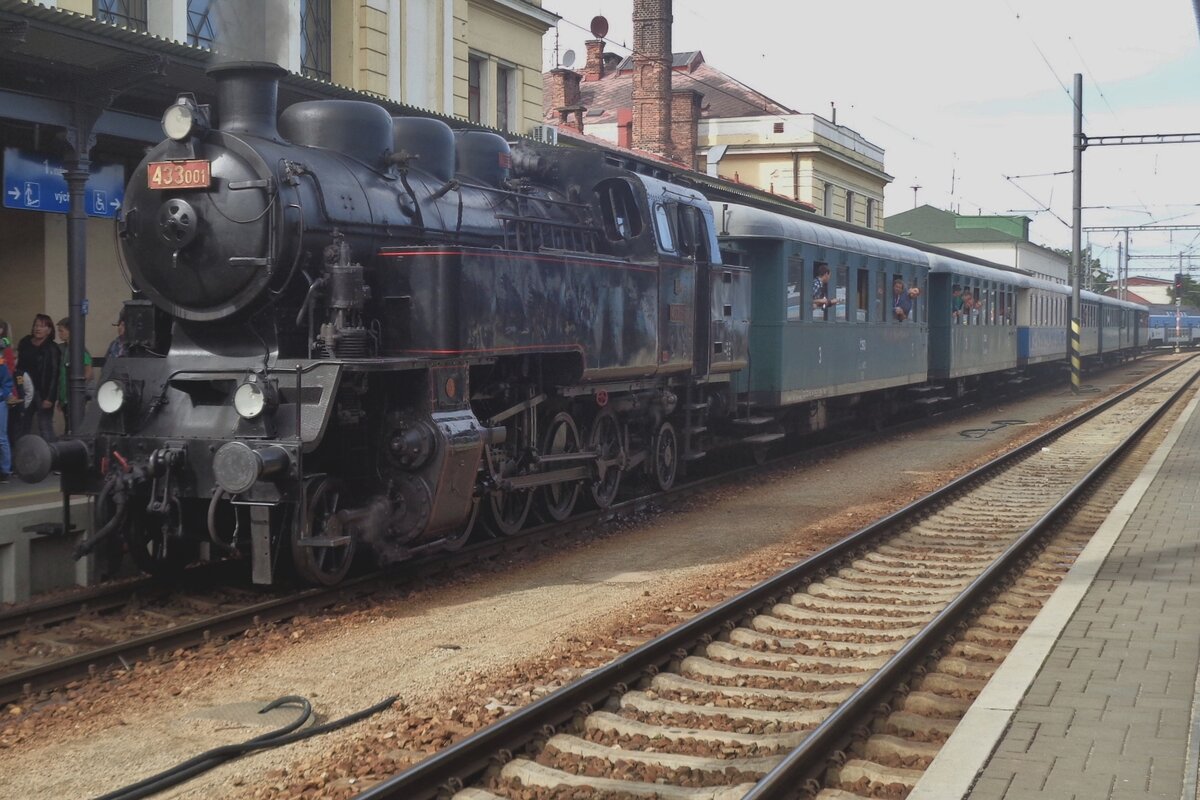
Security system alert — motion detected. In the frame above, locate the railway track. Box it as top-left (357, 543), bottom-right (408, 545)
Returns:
top-left (0, 359), bottom-right (1169, 712)
top-left (353, 357), bottom-right (1198, 800)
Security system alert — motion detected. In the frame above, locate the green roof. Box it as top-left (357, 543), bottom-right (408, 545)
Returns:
top-left (884, 205), bottom-right (1031, 244)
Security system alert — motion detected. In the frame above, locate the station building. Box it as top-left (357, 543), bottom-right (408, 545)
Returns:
top-left (542, 37), bottom-right (891, 230)
top-left (885, 204), bottom-right (1071, 285)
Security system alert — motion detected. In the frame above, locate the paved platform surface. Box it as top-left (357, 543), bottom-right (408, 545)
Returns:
top-left (911, 390), bottom-right (1200, 800)
top-left (0, 472), bottom-right (59, 511)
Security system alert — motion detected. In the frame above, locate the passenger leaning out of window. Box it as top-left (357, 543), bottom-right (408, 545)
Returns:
top-left (812, 264), bottom-right (838, 317)
top-left (893, 278), bottom-right (920, 321)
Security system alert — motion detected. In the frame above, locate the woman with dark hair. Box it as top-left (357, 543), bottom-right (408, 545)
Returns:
top-left (16, 313), bottom-right (60, 442)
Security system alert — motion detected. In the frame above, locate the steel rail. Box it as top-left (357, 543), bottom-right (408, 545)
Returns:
top-left (744, 362), bottom-right (1200, 798)
top-left (355, 355), bottom-right (1196, 800)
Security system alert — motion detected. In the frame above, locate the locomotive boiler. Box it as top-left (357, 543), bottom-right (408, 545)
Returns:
top-left (19, 61), bottom-right (751, 585)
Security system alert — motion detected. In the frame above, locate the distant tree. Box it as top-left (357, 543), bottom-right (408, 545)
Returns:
top-left (1051, 247), bottom-right (1109, 290)
top-left (1168, 274), bottom-right (1200, 308)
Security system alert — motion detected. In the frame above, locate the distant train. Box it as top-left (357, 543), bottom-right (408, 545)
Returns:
top-left (1148, 314), bottom-right (1200, 348)
top-left (16, 60), bottom-right (1149, 586)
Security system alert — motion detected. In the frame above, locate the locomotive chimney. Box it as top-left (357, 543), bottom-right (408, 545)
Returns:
top-left (208, 62), bottom-right (286, 140)
top-left (631, 0), bottom-right (673, 157)
top-left (205, 0), bottom-right (289, 140)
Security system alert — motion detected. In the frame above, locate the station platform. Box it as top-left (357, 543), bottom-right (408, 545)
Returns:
top-left (0, 472), bottom-right (92, 604)
top-left (912, 390), bottom-right (1200, 800)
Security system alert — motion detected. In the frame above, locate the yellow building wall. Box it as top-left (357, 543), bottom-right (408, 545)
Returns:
top-left (331, 0), bottom-right (388, 96)
top-left (0, 209), bottom-right (125, 360)
top-left (457, 0), bottom-right (549, 133)
top-left (452, 0), bottom-right (470, 118)
top-left (59, 0), bottom-right (89, 14)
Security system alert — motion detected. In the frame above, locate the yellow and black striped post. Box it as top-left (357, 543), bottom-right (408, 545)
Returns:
top-left (1070, 316), bottom-right (1082, 393)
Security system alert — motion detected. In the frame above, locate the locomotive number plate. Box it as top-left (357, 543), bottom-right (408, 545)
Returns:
top-left (146, 160), bottom-right (211, 190)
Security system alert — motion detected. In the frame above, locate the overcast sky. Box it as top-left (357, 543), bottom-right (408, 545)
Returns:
top-left (541, 0), bottom-right (1200, 279)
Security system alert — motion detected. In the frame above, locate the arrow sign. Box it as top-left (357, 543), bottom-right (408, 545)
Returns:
top-left (2, 147), bottom-right (125, 218)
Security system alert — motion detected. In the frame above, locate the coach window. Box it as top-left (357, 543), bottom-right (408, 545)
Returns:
top-left (786, 255), bottom-right (805, 321)
top-left (835, 265), bottom-right (849, 321)
top-left (813, 261), bottom-right (831, 322)
top-left (653, 203), bottom-right (675, 253)
top-left (998, 288), bottom-right (1008, 326)
top-left (875, 269), bottom-right (886, 321)
top-left (856, 268), bottom-right (870, 322)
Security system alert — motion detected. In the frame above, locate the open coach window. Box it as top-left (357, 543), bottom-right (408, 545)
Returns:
top-left (786, 255), bottom-right (805, 321)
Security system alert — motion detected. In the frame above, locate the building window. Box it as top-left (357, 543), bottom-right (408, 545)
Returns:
top-left (823, 182), bottom-right (833, 216)
top-left (496, 64), bottom-right (514, 131)
top-left (301, 0), bottom-right (331, 81)
top-left (468, 56), bottom-right (484, 123)
top-left (187, 0), bottom-right (216, 49)
top-left (95, 0), bottom-right (147, 31)
top-left (866, 198), bottom-right (876, 228)
top-left (845, 191), bottom-right (855, 223)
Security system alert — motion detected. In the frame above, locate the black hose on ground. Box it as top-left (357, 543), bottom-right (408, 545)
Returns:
top-left (92, 694), bottom-right (398, 800)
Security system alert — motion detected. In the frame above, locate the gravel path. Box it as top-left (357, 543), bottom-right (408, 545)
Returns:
top-left (0, 362), bottom-right (1161, 799)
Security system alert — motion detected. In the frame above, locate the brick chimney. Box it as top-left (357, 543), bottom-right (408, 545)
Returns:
top-left (545, 67), bottom-right (585, 132)
top-left (671, 89), bottom-right (702, 170)
top-left (583, 39), bottom-right (606, 81)
top-left (631, 0), bottom-right (672, 157)
top-left (617, 108), bottom-right (633, 148)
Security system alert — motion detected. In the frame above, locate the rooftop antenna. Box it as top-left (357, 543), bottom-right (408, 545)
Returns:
top-left (590, 15), bottom-right (609, 39)
top-left (562, 49), bottom-right (576, 68)
top-left (911, 184), bottom-right (922, 208)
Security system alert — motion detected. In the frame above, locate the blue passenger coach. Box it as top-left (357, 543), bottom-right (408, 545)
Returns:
top-left (926, 257), bottom-right (1024, 382)
top-left (1148, 313), bottom-right (1200, 348)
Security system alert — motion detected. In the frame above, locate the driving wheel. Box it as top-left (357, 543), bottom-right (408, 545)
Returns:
top-left (652, 421), bottom-right (679, 492)
top-left (540, 411), bottom-right (582, 521)
top-left (292, 476), bottom-right (356, 586)
top-left (589, 408), bottom-right (624, 508)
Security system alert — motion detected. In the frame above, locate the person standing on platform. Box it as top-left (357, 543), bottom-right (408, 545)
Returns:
top-left (17, 314), bottom-right (60, 442)
top-left (0, 320), bottom-right (22, 447)
top-left (0, 348), bottom-right (11, 481)
top-left (56, 317), bottom-right (92, 435)
top-left (105, 310), bottom-right (128, 362)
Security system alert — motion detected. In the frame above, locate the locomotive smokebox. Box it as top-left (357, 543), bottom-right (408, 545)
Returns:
top-left (208, 61), bottom-right (286, 141)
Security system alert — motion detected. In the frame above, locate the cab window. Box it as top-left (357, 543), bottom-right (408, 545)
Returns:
top-left (653, 204), bottom-right (675, 253)
top-left (595, 178), bottom-right (643, 242)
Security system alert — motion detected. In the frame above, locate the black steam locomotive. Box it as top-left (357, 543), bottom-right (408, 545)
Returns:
top-left (22, 62), bottom-right (750, 585)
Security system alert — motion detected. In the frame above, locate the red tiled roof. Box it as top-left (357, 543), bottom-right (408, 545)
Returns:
top-left (544, 51), bottom-right (795, 125)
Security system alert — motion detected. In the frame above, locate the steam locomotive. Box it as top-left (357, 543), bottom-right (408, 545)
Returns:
top-left (18, 61), bottom-right (750, 585)
top-left (18, 61), bottom-right (1148, 586)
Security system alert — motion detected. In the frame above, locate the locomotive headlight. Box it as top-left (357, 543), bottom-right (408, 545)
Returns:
top-left (234, 379), bottom-right (278, 420)
top-left (162, 101), bottom-right (198, 141)
top-left (96, 380), bottom-right (127, 414)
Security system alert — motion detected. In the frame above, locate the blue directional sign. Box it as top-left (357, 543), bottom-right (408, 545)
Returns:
top-left (3, 147), bottom-right (125, 218)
